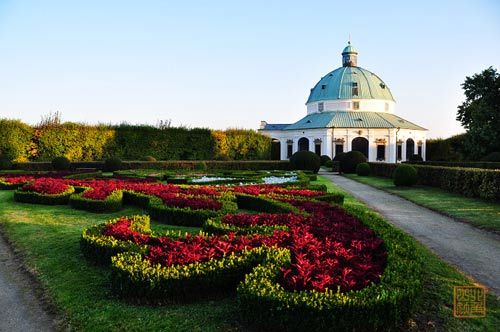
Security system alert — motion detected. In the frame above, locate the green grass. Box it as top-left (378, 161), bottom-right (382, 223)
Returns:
top-left (342, 174), bottom-right (500, 233)
top-left (0, 180), bottom-right (498, 331)
top-left (0, 191), bottom-right (243, 332)
top-left (314, 176), bottom-right (500, 332)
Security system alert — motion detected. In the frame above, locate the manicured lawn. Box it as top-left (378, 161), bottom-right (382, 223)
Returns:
top-left (0, 191), bottom-right (242, 332)
top-left (0, 179), bottom-right (498, 331)
top-left (314, 176), bottom-right (500, 332)
top-left (342, 174), bottom-right (500, 233)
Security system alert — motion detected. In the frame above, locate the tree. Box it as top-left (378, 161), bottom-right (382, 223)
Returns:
top-left (456, 67), bottom-right (500, 160)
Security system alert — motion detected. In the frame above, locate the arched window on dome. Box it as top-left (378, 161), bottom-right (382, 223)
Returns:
top-left (298, 137), bottom-right (309, 152)
top-left (352, 82), bottom-right (359, 96)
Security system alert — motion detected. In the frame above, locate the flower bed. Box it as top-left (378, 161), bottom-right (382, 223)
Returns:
top-left (14, 178), bottom-right (75, 205)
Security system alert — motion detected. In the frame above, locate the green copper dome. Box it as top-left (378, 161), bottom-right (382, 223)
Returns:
top-left (306, 66), bottom-right (394, 103)
top-left (342, 43), bottom-right (357, 54)
top-left (307, 44), bottom-right (394, 104)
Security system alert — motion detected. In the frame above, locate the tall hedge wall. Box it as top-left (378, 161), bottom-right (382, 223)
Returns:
top-left (0, 119), bottom-right (33, 162)
top-left (0, 119), bottom-right (271, 161)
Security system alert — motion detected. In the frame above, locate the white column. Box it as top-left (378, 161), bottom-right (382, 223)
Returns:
top-left (402, 140), bottom-right (407, 161)
top-left (368, 132), bottom-right (376, 162)
top-left (422, 140), bottom-right (427, 161)
top-left (280, 139), bottom-right (288, 160)
top-left (309, 137), bottom-right (315, 152)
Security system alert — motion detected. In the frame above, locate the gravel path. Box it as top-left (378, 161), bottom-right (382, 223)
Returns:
top-left (320, 172), bottom-right (500, 296)
top-left (0, 231), bottom-right (55, 332)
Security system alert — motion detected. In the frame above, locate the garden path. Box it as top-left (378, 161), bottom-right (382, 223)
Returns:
top-left (0, 231), bottom-right (55, 332)
top-left (320, 172), bottom-right (500, 296)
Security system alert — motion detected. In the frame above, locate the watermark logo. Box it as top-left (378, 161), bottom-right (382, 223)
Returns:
top-left (453, 286), bottom-right (486, 318)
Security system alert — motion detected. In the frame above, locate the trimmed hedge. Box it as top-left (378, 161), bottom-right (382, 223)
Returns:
top-left (405, 161), bottom-right (500, 170)
top-left (12, 160), bottom-right (292, 172)
top-left (13, 186), bottom-right (75, 205)
top-left (237, 204), bottom-right (424, 332)
top-left (203, 218), bottom-right (288, 236)
top-left (0, 120), bottom-right (272, 162)
top-left (314, 193), bottom-right (345, 205)
top-left (148, 197), bottom-right (238, 227)
top-left (111, 247), bottom-right (287, 303)
top-left (69, 190), bottom-right (123, 212)
top-left (369, 162), bottom-right (500, 201)
top-left (235, 194), bottom-right (300, 214)
top-left (81, 215), bottom-right (151, 265)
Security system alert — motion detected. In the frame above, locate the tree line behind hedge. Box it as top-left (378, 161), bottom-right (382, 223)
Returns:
top-left (0, 119), bottom-right (271, 161)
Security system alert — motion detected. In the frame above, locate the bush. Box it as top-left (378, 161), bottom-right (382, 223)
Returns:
top-left (482, 152), bottom-right (500, 162)
top-left (104, 157), bottom-right (123, 172)
top-left (332, 152), bottom-right (345, 162)
top-left (195, 161), bottom-right (208, 171)
top-left (289, 151), bottom-right (321, 173)
top-left (356, 162), bottom-right (370, 176)
top-left (393, 164), bottom-right (418, 186)
top-left (339, 151), bottom-right (367, 173)
top-left (0, 155), bottom-right (12, 170)
top-left (52, 156), bottom-right (71, 171)
top-left (409, 154), bottom-right (423, 162)
top-left (324, 160), bottom-right (333, 168)
top-left (320, 155), bottom-right (331, 166)
top-left (142, 156), bottom-right (157, 162)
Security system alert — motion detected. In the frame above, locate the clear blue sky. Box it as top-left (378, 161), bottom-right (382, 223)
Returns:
top-left (0, 0), bottom-right (499, 138)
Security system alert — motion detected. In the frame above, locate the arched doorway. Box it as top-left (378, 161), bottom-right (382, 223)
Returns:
top-left (406, 138), bottom-right (415, 160)
top-left (298, 137), bottom-right (309, 152)
top-left (352, 137), bottom-right (369, 158)
top-left (271, 139), bottom-right (281, 160)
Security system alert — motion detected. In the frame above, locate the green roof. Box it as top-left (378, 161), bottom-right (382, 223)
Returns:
top-left (342, 44), bottom-right (357, 54)
top-left (281, 111), bottom-right (426, 131)
top-left (306, 66), bottom-right (394, 103)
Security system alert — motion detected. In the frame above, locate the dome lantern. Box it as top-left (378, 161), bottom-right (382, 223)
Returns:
top-left (342, 41), bottom-right (358, 67)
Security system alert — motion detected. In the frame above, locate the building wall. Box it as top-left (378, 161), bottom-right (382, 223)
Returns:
top-left (306, 99), bottom-right (395, 114)
top-left (260, 127), bottom-right (427, 163)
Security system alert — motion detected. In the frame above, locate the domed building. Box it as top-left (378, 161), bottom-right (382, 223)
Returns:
top-left (259, 42), bottom-right (427, 162)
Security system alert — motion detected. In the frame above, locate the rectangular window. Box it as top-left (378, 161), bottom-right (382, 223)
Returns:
top-left (335, 144), bottom-right (343, 156)
top-left (315, 144), bottom-right (321, 156)
top-left (318, 102), bottom-right (324, 112)
top-left (352, 82), bottom-right (358, 96)
top-left (287, 144), bottom-right (293, 158)
top-left (418, 145), bottom-right (422, 157)
top-left (376, 145), bottom-right (385, 161)
top-left (397, 144), bottom-right (402, 160)
top-left (385, 102), bottom-right (389, 111)
top-left (353, 101), bottom-right (360, 110)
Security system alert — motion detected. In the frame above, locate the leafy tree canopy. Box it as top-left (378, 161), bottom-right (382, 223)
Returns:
top-left (456, 67), bottom-right (500, 159)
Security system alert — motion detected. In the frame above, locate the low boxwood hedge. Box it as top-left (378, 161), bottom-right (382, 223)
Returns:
top-left (235, 193), bottom-right (300, 214)
top-left (237, 204), bottom-right (424, 332)
top-left (148, 197), bottom-right (238, 227)
top-left (13, 186), bottom-right (75, 205)
top-left (111, 246), bottom-right (288, 303)
top-left (81, 215), bottom-right (151, 265)
top-left (69, 190), bottom-right (123, 212)
top-left (203, 217), bottom-right (288, 236)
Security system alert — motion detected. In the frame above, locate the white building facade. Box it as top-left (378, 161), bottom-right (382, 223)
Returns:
top-left (260, 43), bottom-right (427, 163)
